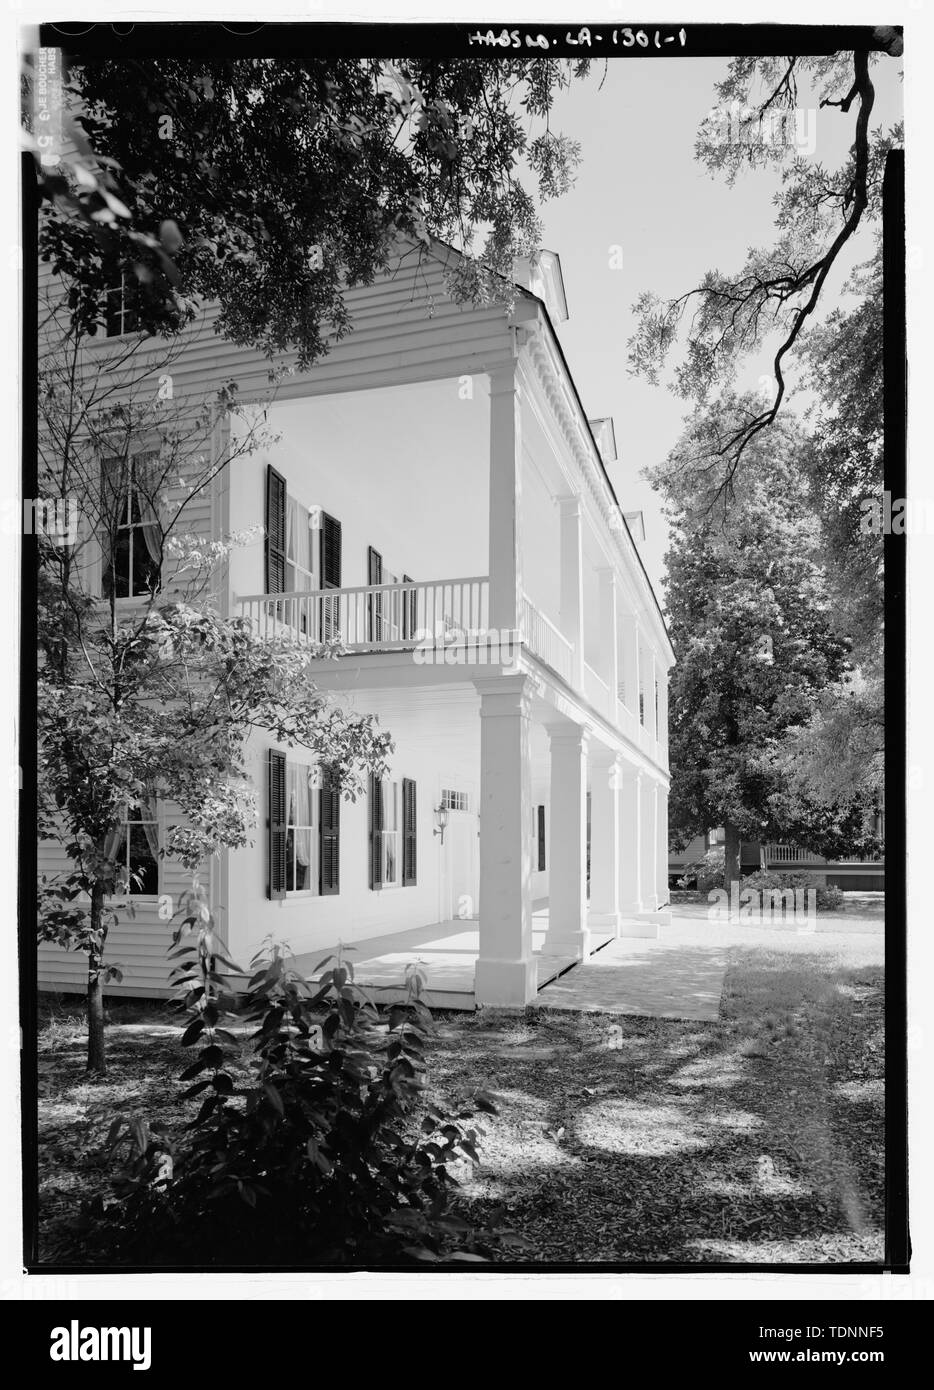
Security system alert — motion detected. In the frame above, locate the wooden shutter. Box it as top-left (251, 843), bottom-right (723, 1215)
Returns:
top-left (537, 804), bottom-right (546, 872)
top-left (265, 466), bottom-right (287, 594)
top-left (402, 778), bottom-right (417, 887)
top-left (319, 513), bottom-right (342, 641)
top-left (367, 545), bottom-right (383, 643)
top-left (318, 768), bottom-right (340, 896)
top-left (368, 772), bottom-right (383, 889)
top-left (267, 750), bottom-right (287, 900)
top-left (320, 513), bottom-right (342, 588)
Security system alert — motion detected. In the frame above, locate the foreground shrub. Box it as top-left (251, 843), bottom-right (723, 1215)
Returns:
top-left (71, 900), bottom-right (521, 1265)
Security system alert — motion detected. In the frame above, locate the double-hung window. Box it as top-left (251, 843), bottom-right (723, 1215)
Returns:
top-left (285, 760), bottom-right (314, 894)
top-left (265, 466), bottom-right (319, 635)
top-left (267, 751), bottom-right (340, 899)
top-left (369, 775), bottom-right (416, 889)
top-left (101, 451), bottom-right (163, 600)
top-left (106, 800), bottom-right (160, 896)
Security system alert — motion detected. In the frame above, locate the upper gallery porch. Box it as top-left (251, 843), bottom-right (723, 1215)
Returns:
top-left (236, 573), bottom-right (669, 772)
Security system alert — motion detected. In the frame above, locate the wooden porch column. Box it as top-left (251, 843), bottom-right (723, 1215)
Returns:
top-left (542, 723), bottom-right (590, 959)
top-left (589, 747), bottom-right (621, 936)
top-left (619, 611), bottom-right (641, 720)
top-left (598, 567), bottom-right (619, 717)
top-left (656, 782), bottom-right (670, 909)
top-left (618, 765), bottom-right (658, 937)
top-left (640, 771), bottom-right (659, 913)
top-left (558, 495), bottom-right (585, 692)
top-left (657, 663), bottom-right (670, 753)
top-left (488, 364), bottom-right (522, 639)
top-left (473, 675), bottom-right (537, 1006)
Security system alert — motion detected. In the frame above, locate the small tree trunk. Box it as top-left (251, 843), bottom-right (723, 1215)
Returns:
top-left (724, 823), bottom-right (742, 914)
top-left (86, 882), bottom-right (106, 1075)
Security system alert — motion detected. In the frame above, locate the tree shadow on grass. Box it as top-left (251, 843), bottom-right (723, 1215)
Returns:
top-left (440, 953), bottom-right (885, 1265)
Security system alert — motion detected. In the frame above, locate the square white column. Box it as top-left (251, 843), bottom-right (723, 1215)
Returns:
top-left (639, 772), bottom-right (659, 914)
top-left (657, 665), bottom-right (670, 755)
top-left (618, 766), bottom-right (658, 938)
top-left (542, 723), bottom-right (590, 960)
top-left (488, 365), bottom-right (522, 638)
top-left (598, 568), bottom-right (619, 718)
top-left (558, 495), bottom-right (585, 691)
top-left (589, 747), bottom-right (621, 935)
top-left (618, 766), bottom-right (641, 907)
top-left (643, 642), bottom-right (658, 745)
top-left (474, 676), bottom-right (537, 1006)
top-left (656, 782), bottom-right (670, 908)
top-left (619, 612), bottom-right (641, 720)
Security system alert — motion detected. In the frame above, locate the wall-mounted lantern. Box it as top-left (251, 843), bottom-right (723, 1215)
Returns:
top-left (433, 804), bottom-right (449, 846)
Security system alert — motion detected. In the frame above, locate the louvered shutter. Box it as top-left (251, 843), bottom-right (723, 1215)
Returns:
top-left (368, 773), bottom-right (383, 889)
top-left (267, 750), bottom-right (287, 900)
top-left (402, 778), bottom-right (417, 887)
top-left (265, 467), bottom-right (287, 594)
top-left (319, 513), bottom-right (342, 641)
top-left (367, 545), bottom-right (383, 643)
top-left (537, 804), bottom-right (546, 872)
top-left (318, 768), bottom-right (340, 896)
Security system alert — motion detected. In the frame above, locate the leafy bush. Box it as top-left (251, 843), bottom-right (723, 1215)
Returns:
top-left (679, 846), bottom-right (724, 893)
top-left (740, 869), bottom-right (844, 912)
top-left (71, 896), bottom-right (523, 1265)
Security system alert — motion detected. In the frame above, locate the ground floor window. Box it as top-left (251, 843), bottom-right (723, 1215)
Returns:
top-left (105, 800), bottom-right (160, 895)
top-left (286, 760), bottom-right (314, 894)
top-left (370, 775), bottom-right (416, 889)
top-left (269, 751), bottom-right (340, 899)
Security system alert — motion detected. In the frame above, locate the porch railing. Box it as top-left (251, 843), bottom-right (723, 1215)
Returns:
top-left (765, 844), bottom-right (817, 864)
top-left (238, 576), bottom-right (490, 652)
top-left (519, 595), bottom-right (574, 684)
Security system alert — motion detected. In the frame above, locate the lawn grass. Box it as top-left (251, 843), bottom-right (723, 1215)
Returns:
top-left (34, 942), bottom-right (884, 1266)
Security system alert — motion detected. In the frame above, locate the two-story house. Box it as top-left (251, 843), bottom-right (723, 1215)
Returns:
top-left (37, 239), bottom-right (675, 1008)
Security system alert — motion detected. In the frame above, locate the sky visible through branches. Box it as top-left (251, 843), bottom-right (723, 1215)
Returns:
top-left (524, 55), bottom-right (903, 592)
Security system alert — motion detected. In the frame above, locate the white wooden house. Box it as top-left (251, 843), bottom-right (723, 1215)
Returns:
top-left (37, 239), bottom-right (675, 1007)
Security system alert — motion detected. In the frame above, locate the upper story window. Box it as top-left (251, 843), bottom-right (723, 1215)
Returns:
top-left (106, 800), bottom-right (160, 896)
top-left (105, 269), bottom-right (140, 338)
top-left (101, 450), bottom-right (162, 599)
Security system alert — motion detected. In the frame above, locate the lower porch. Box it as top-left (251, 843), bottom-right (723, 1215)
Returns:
top-left (290, 904), bottom-right (621, 1011)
